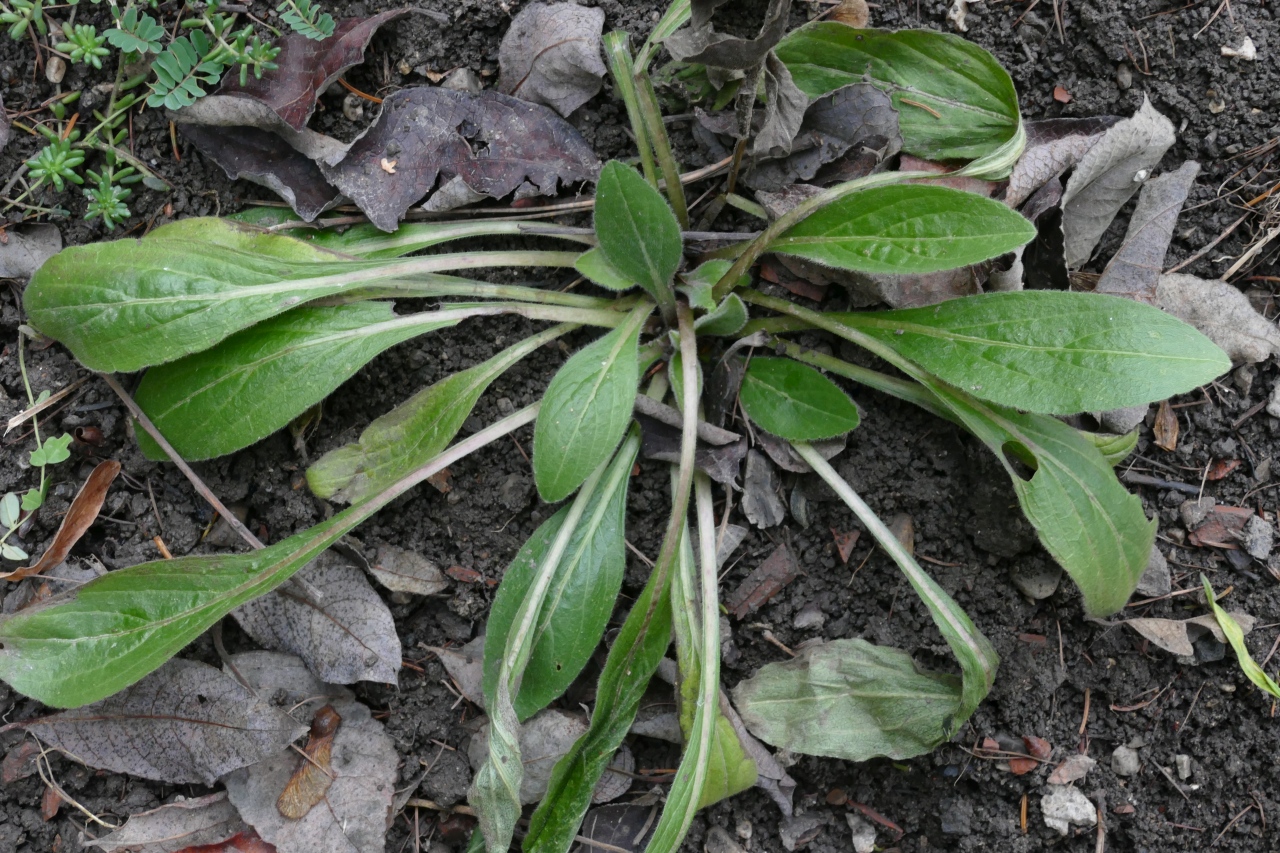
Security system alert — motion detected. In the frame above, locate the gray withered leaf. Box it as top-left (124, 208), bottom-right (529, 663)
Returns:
top-left (1156, 273), bottom-right (1280, 364)
top-left (753, 51), bottom-right (810, 159)
top-left (666, 0), bottom-right (792, 70)
top-left (1097, 161), bottom-right (1199, 303)
top-left (499, 2), bottom-right (607, 117)
top-left (320, 88), bottom-right (601, 231)
top-left (223, 698), bottom-right (398, 853)
top-left (0, 223), bottom-right (61, 280)
top-left (233, 550), bottom-right (401, 685)
top-left (17, 659), bottom-right (304, 785)
top-left (1061, 97), bottom-right (1174, 267)
top-left (86, 793), bottom-right (247, 853)
top-left (1005, 116), bottom-right (1119, 209)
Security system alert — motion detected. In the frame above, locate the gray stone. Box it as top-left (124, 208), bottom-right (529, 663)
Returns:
top-left (793, 600), bottom-right (826, 631)
top-left (1176, 754), bottom-right (1193, 780)
top-left (778, 812), bottom-right (826, 852)
top-left (939, 798), bottom-right (973, 836)
top-left (1042, 785), bottom-right (1097, 836)
top-left (1244, 515), bottom-right (1274, 560)
top-left (1009, 560), bottom-right (1063, 600)
top-left (1112, 745), bottom-right (1141, 777)
top-left (1266, 380), bottom-right (1280, 420)
top-left (1180, 496), bottom-right (1216, 530)
top-left (846, 814), bottom-right (876, 853)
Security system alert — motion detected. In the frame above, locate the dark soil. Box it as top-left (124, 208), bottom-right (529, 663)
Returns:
top-left (3, 2), bottom-right (1280, 853)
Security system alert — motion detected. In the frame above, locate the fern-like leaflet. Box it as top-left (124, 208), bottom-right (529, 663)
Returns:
top-left (147, 31), bottom-right (225, 110)
top-left (277, 0), bottom-right (334, 40)
top-left (104, 7), bottom-right (165, 54)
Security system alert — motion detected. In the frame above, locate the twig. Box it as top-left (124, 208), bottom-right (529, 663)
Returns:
top-left (1079, 688), bottom-right (1091, 735)
top-left (1165, 213), bottom-right (1249, 273)
top-left (1211, 804), bottom-right (1253, 845)
top-left (99, 373), bottom-right (264, 550)
top-left (4, 376), bottom-right (88, 435)
top-left (1177, 682), bottom-right (1206, 735)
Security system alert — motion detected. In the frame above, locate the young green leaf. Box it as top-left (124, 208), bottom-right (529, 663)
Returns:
top-left (575, 247), bottom-right (636, 292)
top-left (521, 538), bottom-right (674, 853)
top-left (533, 305), bottom-right (648, 502)
top-left (734, 638), bottom-right (962, 760)
top-left (775, 24), bottom-right (1021, 162)
top-left (593, 160), bottom-right (682, 306)
top-left (1202, 575), bottom-right (1280, 698)
top-left (309, 326), bottom-right (569, 504)
top-left (29, 434), bottom-right (72, 467)
top-left (0, 493), bottom-right (19, 529)
top-left (1084, 429), bottom-right (1139, 467)
top-left (482, 437), bottom-right (636, 720)
top-left (739, 357), bottom-right (860, 441)
top-left (134, 304), bottom-right (458, 461)
top-left (839, 292), bottom-right (1230, 415)
top-left (0, 405), bottom-right (540, 708)
top-left (694, 293), bottom-right (748, 337)
top-left (768, 184), bottom-right (1035, 276)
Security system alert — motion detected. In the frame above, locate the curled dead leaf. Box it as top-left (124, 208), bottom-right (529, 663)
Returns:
top-left (4, 459), bottom-right (120, 581)
top-left (498, 2), bottom-right (606, 117)
top-left (1153, 400), bottom-right (1178, 452)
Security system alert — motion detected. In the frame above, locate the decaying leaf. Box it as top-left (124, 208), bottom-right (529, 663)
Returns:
top-left (1060, 97), bottom-right (1175, 267)
top-left (223, 698), bottom-right (397, 853)
top-left (1047, 754), bottom-right (1096, 785)
top-left (0, 223), bottom-right (61, 279)
top-left (1123, 610), bottom-right (1256, 657)
top-left (233, 551), bottom-right (400, 685)
top-left (13, 659), bottom-right (304, 784)
top-left (1097, 161), bottom-right (1200, 303)
top-left (1005, 117), bottom-right (1118, 209)
top-left (746, 83), bottom-right (900, 191)
top-left (320, 88), bottom-right (600, 230)
top-left (742, 449), bottom-right (786, 528)
top-left (1156, 273), bottom-right (1280, 364)
top-left (466, 709), bottom-right (588, 805)
top-left (6, 460), bottom-right (120, 581)
top-left (178, 124), bottom-right (342, 222)
top-left (498, 2), bottom-right (606, 117)
top-left (718, 691), bottom-right (796, 816)
top-left (756, 430), bottom-right (847, 474)
top-left (637, 414), bottom-right (748, 486)
top-left (432, 635), bottom-right (486, 708)
top-left (367, 540), bottom-right (448, 596)
top-left (277, 705), bottom-right (340, 820)
top-left (86, 792), bottom-right (249, 853)
top-left (754, 52), bottom-right (810, 159)
top-left (1152, 399), bottom-right (1178, 452)
top-left (666, 0), bottom-right (792, 71)
top-left (725, 542), bottom-right (798, 619)
top-left (833, 529), bottom-right (859, 565)
top-left (222, 650), bottom-right (355, 714)
top-left (216, 10), bottom-right (413, 131)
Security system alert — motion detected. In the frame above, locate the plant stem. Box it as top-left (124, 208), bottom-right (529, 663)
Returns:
top-left (16, 334), bottom-right (48, 504)
top-left (635, 0), bottom-right (690, 70)
top-left (604, 31), bottom-right (658, 188)
top-left (711, 170), bottom-right (935, 302)
top-left (633, 69), bottom-right (689, 229)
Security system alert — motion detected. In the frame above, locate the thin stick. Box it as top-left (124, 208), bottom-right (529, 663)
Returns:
top-left (101, 373), bottom-right (264, 549)
top-left (1212, 805), bottom-right (1254, 846)
top-left (1079, 688), bottom-right (1092, 735)
top-left (4, 376), bottom-right (88, 435)
top-left (1165, 213), bottom-right (1249, 273)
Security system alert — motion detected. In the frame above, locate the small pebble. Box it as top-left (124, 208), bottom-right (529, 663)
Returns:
top-left (1244, 515), bottom-right (1273, 560)
top-left (1116, 64), bottom-right (1132, 89)
top-left (1176, 754), bottom-right (1193, 780)
top-left (793, 600), bottom-right (825, 631)
top-left (846, 813), bottom-right (876, 853)
top-left (1042, 785), bottom-right (1097, 836)
top-left (343, 93), bottom-right (365, 122)
top-left (46, 56), bottom-right (66, 84)
top-left (1112, 745), bottom-right (1140, 777)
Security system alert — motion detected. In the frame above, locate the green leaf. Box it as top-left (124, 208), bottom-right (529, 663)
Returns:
top-left (680, 259), bottom-right (747, 311)
top-left (775, 24), bottom-right (1021, 162)
top-left (593, 161), bottom-right (682, 304)
top-left (1, 543), bottom-right (27, 562)
top-left (768, 184), bottom-right (1035, 276)
top-left (134, 303), bottom-right (457, 461)
top-left (841, 292), bottom-right (1231, 415)
top-left (483, 437), bottom-right (635, 720)
top-left (29, 434), bottom-right (72, 467)
top-left (1084, 429), bottom-right (1139, 467)
top-left (0, 493), bottom-right (19, 529)
top-left (22, 219), bottom-right (378, 372)
top-left (533, 306), bottom-right (647, 502)
top-left (574, 247), bottom-right (635, 292)
top-left (19, 486), bottom-right (44, 513)
top-left (922, 382), bottom-right (1155, 617)
top-left (309, 327), bottom-right (566, 503)
top-left (0, 403), bottom-right (539, 708)
top-left (694, 293), bottom-right (747, 337)
top-left (521, 540), bottom-right (674, 853)
top-left (739, 357), bottom-right (860, 441)
top-left (1202, 575), bottom-right (1280, 698)
top-left (733, 638), bottom-right (963, 760)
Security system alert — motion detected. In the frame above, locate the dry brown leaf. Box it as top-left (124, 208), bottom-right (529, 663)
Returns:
top-left (11, 659), bottom-right (304, 784)
top-left (1188, 505), bottom-right (1254, 548)
top-left (1153, 399), bottom-right (1178, 451)
top-left (6, 459), bottom-right (120, 581)
top-left (1124, 611), bottom-right (1256, 657)
top-left (725, 542), bottom-right (798, 619)
top-left (832, 529), bottom-right (859, 565)
top-left (277, 705), bottom-right (339, 820)
top-left (40, 784), bottom-right (62, 821)
top-left (830, 0), bottom-right (870, 27)
top-left (1047, 754), bottom-right (1096, 785)
top-left (87, 793), bottom-right (250, 853)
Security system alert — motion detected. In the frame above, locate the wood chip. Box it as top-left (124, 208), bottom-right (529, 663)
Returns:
top-left (1153, 399), bottom-right (1178, 451)
top-left (725, 542), bottom-right (799, 619)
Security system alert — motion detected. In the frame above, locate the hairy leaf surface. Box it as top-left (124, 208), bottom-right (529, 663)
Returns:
top-left (593, 161), bottom-right (683, 303)
top-left (739, 357), bottom-right (860, 441)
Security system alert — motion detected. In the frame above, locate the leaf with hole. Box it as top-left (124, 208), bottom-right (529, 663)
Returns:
top-left (135, 303), bottom-right (458, 461)
top-left (739, 357), bottom-right (860, 441)
top-left (839, 291), bottom-right (1230, 415)
top-left (533, 307), bottom-right (647, 502)
top-left (775, 24), bottom-right (1021, 163)
top-left (768, 184), bottom-right (1034, 276)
